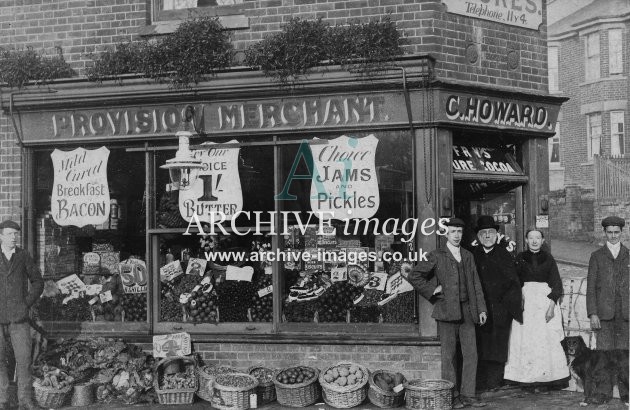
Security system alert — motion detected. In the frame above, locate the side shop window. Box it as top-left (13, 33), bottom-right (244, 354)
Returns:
top-left (33, 148), bottom-right (147, 324)
top-left (277, 132), bottom-right (415, 325)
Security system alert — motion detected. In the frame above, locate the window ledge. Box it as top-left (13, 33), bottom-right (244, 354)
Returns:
top-left (549, 165), bottom-right (565, 170)
top-left (579, 76), bottom-right (628, 87)
top-left (138, 15), bottom-right (249, 36)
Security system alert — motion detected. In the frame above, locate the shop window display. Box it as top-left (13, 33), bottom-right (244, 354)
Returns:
top-left (277, 132), bottom-right (416, 325)
top-left (33, 148), bottom-right (147, 324)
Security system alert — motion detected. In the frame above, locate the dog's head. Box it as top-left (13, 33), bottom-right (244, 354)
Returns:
top-left (562, 335), bottom-right (589, 357)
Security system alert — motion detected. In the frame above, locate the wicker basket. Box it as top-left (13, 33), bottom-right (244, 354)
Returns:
top-left (211, 372), bottom-right (259, 410)
top-left (273, 366), bottom-right (320, 407)
top-left (404, 379), bottom-right (454, 410)
top-left (367, 370), bottom-right (406, 408)
top-left (154, 356), bottom-right (198, 405)
top-left (319, 362), bottom-right (369, 408)
top-left (196, 365), bottom-right (236, 402)
top-left (33, 380), bottom-right (72, 409)
top-left (248, 366), bottom-right (277, 405)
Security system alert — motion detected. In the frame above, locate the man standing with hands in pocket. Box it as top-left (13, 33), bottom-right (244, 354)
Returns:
top-left (404, 217), bottom-right (488, 408)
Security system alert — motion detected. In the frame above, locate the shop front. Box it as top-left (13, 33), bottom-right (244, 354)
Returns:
top-left (2, 57), bottom-right (564, 378)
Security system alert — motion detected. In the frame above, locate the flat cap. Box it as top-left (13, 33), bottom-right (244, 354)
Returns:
top-left (602, 216), bottom-right (625, 228)
top-left (445, 217), bottom-right (465, 228)
top-left (0, 220), bottom-right (20, 231)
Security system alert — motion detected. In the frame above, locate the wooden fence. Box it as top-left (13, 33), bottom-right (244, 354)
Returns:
top-left (594, 155), bottom-right (630, 201)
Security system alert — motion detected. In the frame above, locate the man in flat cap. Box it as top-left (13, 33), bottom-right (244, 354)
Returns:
top-left (0, 220), bottom-right (43, 410)
top-left (405, 217), bottom-right (488, 408)
top-left (587, 216), bottom-right (628, 352)
top-left (471, 216), bottom-right (522, 393)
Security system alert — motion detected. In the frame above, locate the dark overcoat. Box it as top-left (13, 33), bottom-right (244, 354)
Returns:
top-left (586, 244), bottom-right (629, 321)
top-left (407, 246), bottom-right (487, 323)
top-left (0, 247), bottom-right (44, 323)
top-left (472, 245), bottom-right (522, 362)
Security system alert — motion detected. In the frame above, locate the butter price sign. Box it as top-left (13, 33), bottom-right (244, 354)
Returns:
top-left (442, 0), bottom-right (543, 30)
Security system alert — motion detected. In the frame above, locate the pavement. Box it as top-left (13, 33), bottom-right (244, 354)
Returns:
top-left (47, 389), bottom-right (629, 409)
top-left (550, 238), bottom-right (600, 268)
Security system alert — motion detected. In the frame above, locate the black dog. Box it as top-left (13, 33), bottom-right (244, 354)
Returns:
top-left (562, 336), bottom-right (629, 405)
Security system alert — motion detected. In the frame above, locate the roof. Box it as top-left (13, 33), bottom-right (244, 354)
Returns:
top-left (549, 0), bottom-right (630, 37)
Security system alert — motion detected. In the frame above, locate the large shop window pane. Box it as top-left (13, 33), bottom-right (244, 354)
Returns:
top-left (587, 113), bottom-right (602, 159)
top-left (33, 148), bottom-right (147, 323)
top-left (585, 32), bottom-right (600, 81)
top-left (277, 132), bottom-right (416, 325)
top-left (611, 111), bottom-right (625, 157)
top-left (608, 29), bottom-right (623, 75)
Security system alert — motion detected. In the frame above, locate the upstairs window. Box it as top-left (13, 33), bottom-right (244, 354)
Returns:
top-left (153, 0), bottom-right (243, 23)
top-left (587, 113), bottom-right (602, 159)
top-left (548, 46), bottom-right (559, 92)
top-left (549, 122), bottom-right (561, 166)
top-left (611, 111), bottom-right (625, 157)
top-left (585, 32), bottom-right (600, 81)
top-left (609, 29), bottom-right (623, 75)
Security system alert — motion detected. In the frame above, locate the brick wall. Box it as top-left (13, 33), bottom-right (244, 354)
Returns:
top-left (132, 341), bottom-right (441, 380)
top-left (549, 185), bottom-right (595, 241)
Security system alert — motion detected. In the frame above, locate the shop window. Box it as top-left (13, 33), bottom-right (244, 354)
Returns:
top-left (587, 113), bottom-right (602, 159)
top-left (549, 122), bottom-right (561, 166)
top-left (152, 0), bottom-right (243, 23)
top-left (33, 148), bottom-right (147, 325)
top-left (608, 29), bottom-right (623, 75)
top-left (548, 46), bottom-right (559, 92)
top-left (611, 111), bottom-right (625, 157)
top-left (277, 132), bottom-right (415, 326)
top-left (585, 32), bottom-right (600, 81)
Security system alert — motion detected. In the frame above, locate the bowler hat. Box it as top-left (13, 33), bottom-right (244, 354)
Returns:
top-left (475, 215), bottom-right (499, 233)
top-left (601, 216), bottom-right (625, 228)
top-left (444, 217), bottom-right (465, 228)
top-left (0, 220), bottom-right (20, 231)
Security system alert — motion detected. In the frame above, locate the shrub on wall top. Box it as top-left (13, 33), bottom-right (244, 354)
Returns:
top-left (0, 48), bottom-right (75, 89)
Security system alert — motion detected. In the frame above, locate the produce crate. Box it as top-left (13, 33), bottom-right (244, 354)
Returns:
top-left (211, 373), bottom-right (258, 410)
top-left (273, 366), bottom-right (320, 407)
top-left (33, 380), bottom-right (72, 409)
top-left (319, 362), bottom-right (369, 408)
top-left (367, 370), bottom-right (406, 408)
top-left (404, 379), bottom-right (453, 410)
top-left (248, 366), bottom-right (276, 405)
top-left (196, 365), bottom-right (236, 402)
top-left (154, 356), bottom-right (198, 405)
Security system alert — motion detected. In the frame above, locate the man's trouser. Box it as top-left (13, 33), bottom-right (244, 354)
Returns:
top-left (0, 322), bottom-right (33, 404)
top-left (438, 302), bottom-right (477, 397)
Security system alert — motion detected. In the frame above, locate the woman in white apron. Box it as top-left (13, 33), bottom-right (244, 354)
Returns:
top-left (504, 229), bottom-right (569, 390)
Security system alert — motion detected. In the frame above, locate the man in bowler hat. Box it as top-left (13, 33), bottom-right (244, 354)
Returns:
top-left (471, 216), bottom-right (522, 392)
top-left (587, 216), bottom-right (629, 351)
top-left (0, 220), bottom-right (44, 410)
top-left (405, 217), bottom-right (488, 408)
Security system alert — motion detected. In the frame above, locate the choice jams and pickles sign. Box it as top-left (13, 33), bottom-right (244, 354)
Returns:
top-left (310, 135), bottom-right (380, 220)
top-left (50, 147), bottom-right (110, 227)
top-left (439, 92), bottom-right (559, 132)
top-left (442, 0), bottom-right (543, 30)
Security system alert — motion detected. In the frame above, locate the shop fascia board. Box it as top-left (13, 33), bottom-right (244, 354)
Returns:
top-left (1, 54), bottom-right (435, 112)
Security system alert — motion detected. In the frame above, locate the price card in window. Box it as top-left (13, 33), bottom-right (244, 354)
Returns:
top-left (99, 290), bottom-right (113, 304)
top-left (56, 274), bottom-right (86, 295)
top-left (85, 284), bottom-right (103, 296)
top-left (364, 272), bottom-right (388, 291)
top-left (160, 261), bottom-right (183, 283)
top-left (226, 265), bottom-right (254, 282)
top-left (185, 258), bottom-right (207, 276)
top-left (258, 285), bottom-right (273, 298)
top-left (330, 266), bottom-right (348, 282)
top-left (386, 272), bottom-right (414, 294)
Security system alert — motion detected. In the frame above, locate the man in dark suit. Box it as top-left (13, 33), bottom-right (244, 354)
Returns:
top-left (587, 216), bottom-right (629, 350)
top-left (0, 220), bottom-right (44, 410)
top-left (405, 218), bottom-right (488, 408)
top-left (471, 216), bottom-right (522, 392)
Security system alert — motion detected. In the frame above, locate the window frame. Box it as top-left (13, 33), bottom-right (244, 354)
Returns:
top-left (151, 0), bottom-right (245, 23)
top-left (608, 29), bottom-right (623, 75)
top-left (611, 111), bottom-right (625, 157)
top-left (549, 122), bottom-right (561, 167)
top-left (585, 32), bottom-right (601, 81)
top-left (587, 113), bottom-right (602, 160)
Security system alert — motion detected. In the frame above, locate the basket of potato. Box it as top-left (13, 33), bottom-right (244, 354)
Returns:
top-left (319, 362), bottom-right (369, 408)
